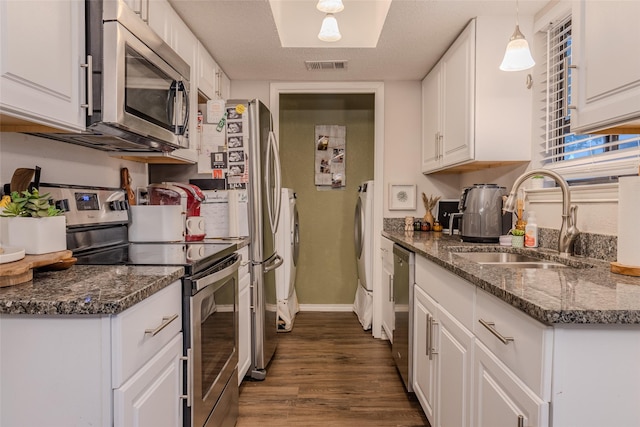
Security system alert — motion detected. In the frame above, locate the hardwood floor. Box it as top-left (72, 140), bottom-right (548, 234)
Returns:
top-left (237, 312), bottom-right (430, 427)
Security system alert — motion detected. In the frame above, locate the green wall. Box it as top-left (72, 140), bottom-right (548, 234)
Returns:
top-left (279, 94), bottom-right (375, 305)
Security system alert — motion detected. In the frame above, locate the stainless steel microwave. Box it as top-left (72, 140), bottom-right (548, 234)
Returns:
top-left (32, 0), bottom-right (190, 153)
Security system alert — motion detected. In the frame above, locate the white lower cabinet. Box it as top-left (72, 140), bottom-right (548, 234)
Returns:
top-left (114, 333), bottom-right (183, 427)
top-left (380, 236), bottom-right (394, 341)
top-left (413, 256), bottom-right (548, 427)
top-left (0, 280), bottom-right (183, 427)
top-left (413, 285), bottom-right (438, 424)
top-left (238, 245), bottom-right (251, 383)
top-left (474, 340), bottom-right (548, 427)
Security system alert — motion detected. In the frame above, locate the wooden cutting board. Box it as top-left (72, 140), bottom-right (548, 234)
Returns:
top-left (0, 250), bottom-right (73, 287)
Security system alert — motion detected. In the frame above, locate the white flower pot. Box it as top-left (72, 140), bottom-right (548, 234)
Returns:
top-left (531, 178), bottom-right (545, 189)
top-left (7, 216), bottom-right (67, 255)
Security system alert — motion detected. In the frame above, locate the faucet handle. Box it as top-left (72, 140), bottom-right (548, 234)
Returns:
top-left (569, 205), bottom-right (579, 234)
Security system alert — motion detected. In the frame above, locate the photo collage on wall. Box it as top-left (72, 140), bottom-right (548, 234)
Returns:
top-left (224, 105), bottom-right (249, 190)
top-left (315, 125), bottom-right (346, 189)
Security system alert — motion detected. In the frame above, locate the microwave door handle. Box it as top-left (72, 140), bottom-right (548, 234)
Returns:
top-left (167, 81), bottom-right (177, 132)
top-left (179, 81), bottom-right (189, 135)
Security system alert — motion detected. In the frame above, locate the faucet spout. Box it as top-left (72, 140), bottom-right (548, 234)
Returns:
top-left (504, 169), bottom-right (579, 256)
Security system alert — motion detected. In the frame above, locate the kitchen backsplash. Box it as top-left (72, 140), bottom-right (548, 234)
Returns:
top-left (383, 218), bottom-right (617, 262)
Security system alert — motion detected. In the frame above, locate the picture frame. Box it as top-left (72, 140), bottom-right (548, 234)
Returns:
top-left (389, 184), bottom-right (416, 210)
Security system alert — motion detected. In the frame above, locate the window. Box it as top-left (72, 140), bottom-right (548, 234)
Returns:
top-left (541, 16), bottom-right (640, 181)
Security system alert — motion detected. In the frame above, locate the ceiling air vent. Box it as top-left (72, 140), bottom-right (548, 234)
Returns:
top-left (305, 60), bottom-right (348, 71)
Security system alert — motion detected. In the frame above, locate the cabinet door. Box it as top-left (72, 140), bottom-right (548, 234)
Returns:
top-left (380, 237), bottom-right (394, 341)
top-left (436, 306), bottom-right (474, 427)
top-left (238, 272), bottom-right (251, 383)
top-left (474, 340), bottom-right (549, 427)
top-left (421, 68), bottom-right (441, 172)
top-left (0, 0), bottom-right (86, 131)
top-left (571, 1), bottom-right (640, 133)
top-left (113, 333), bottom-right (183, 427)
top-left (441, 19), bottom-right (475, 168)
top-left (218, 69), bottom-right (231, 100)
top-left (413, 285), bottom-right (438, 425)
top-left (197, 43), bottom-right (216, 100)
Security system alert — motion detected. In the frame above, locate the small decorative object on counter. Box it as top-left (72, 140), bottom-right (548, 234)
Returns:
top-left (422, 192), bottom-right (441, 227)
top-left (531, 175), bottom-right (545, 189)
top-left (413, 219), bottom-right (422, 231)
top-left (510, 228), bottom-right (525, 248)
top-left (499, 235), bottom-right (512, 246)
top-left (421, 221), bottom-right (430, 232)
top-left (524, 211), bottom-right (538, 247)
top-left (432, 220), bottom-right (443, 232)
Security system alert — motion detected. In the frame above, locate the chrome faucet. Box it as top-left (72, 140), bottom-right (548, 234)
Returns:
top-left (503, 169), bottom-right (579, 257)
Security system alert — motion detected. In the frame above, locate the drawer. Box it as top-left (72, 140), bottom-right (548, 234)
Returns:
top-left (111, 280), bottom-right (182, 388)
top-left (474, 289), bottom-right (552, 396)
top-left (415, 256), bottom-right (475, 331)
top-left (237, 245), bottom-right (250, 280)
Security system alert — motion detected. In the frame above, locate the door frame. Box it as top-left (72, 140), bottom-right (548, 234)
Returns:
top-left (269, 82), bottom-right (385, 338)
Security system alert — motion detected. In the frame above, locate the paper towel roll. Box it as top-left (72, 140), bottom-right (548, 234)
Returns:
top-left (617, 176), bottom-right (640, 266)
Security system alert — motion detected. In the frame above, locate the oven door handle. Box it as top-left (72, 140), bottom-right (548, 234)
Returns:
top-left (193, 257), bottom-right (241, 292)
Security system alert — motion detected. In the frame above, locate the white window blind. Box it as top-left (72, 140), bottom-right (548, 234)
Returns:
top-left (541, 16), bottom-right (640, 181)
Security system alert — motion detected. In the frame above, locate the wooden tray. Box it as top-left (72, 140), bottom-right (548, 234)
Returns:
top-left (0, 250), bottom-right (73, 287)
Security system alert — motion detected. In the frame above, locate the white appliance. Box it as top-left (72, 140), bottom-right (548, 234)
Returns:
top-left (128, 205), bottom-right (185, 242)
top-left (226, 99), bottom-right (282, 380)
top-left (275, 188), bottom-right (300, 332)
top-left (353, 180), bottom-right (375, 330)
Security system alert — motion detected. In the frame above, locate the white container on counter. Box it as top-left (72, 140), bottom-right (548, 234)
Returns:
top-left (128, 205), bottom-right (185, 242)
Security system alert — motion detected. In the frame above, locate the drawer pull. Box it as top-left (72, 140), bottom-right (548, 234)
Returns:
top-left (479, 318), bottom-right (514, 345)
top-left (517, 414), bottom-right (524, 427)
top-left (144, 314), bottom-right (179, 337)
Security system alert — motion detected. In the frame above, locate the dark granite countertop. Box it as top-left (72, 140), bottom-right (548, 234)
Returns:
top-left (0, 265), bottom-right (184, 315)
top-left (383, 230), bottom-right (640, 325)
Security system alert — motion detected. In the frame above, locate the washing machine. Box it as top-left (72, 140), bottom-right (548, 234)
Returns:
top-left (275, 188), bottom-right (300, 332)
top-left (353, 180), bottom-right (374, 330)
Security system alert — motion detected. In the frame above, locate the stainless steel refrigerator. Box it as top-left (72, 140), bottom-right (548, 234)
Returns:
top-left (226, 99), bottom-right (282, 380)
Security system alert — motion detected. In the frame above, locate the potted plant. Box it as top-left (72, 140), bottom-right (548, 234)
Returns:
top-left (510, 228), bottom-right (525, 248)
top-left (1, 188), bottom-right (66, 254)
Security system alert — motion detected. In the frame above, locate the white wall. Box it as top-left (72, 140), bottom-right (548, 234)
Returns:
top-left (230, 80), bottom-right (460, 221)
top-left (0, 133), bottom-right (148, 189)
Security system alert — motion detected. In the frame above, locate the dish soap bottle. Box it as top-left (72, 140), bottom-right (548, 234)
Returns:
top-left (525, 211), bottom-right (538, 248)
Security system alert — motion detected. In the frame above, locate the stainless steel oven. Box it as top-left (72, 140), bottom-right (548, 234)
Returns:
top-left (183, 253), bottom-right (240, 427)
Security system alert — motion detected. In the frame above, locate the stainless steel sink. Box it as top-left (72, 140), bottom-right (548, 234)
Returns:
top-left (453, 252), bottom-right (568, 269)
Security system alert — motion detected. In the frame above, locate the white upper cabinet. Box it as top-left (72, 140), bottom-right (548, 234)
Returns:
top-left (421, 16), bottom-right (533, 174)
top-left (197, 43), bottom-right (217, 101)
top-left (570, 0), bottom-right (640, 133)
top-left (0, 0), bottom-right (87, 132)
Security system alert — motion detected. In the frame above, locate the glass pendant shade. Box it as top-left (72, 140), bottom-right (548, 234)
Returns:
top-left (500, 25), bottom-right (535, 71)
top-left (317, 0), bottom-right (344, 14)
top-left (318, 14), bottom-right (341, 42)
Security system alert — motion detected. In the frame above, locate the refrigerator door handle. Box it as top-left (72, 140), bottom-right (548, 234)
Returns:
top-left (266, 130), bottom-right (282, 234)
top-left (263, 253), bottom-right (283, 273)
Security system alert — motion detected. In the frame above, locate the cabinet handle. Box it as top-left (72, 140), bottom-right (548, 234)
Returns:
top-left (563, 57), bottom-right (577, 115)
top-left (517, 414), bottom-right (524, 427)
top-left (479, 318), bottom-right (514, 345)
top-left (434, 133), bottom-right (439, 160)
top-left (144, 313), bottom-right (179, 337)
top-left (426, 313), bottom-right (431, 357)
top-left (80, 55), bottom-right (93, 116)
top-left (430, 318), bottom-right (439, 360)
top-left (389, 275), bottom-right (393, 302)
top-left (180, 348), bottom-right (192, 407)
top-left (438, 133), bottom-right (443, 159)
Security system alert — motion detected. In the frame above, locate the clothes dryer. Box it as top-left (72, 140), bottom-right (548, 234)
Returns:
top-left (353, 180), bottom-right (374, 330)
top-left (275, 188), bottom-right (300, 332)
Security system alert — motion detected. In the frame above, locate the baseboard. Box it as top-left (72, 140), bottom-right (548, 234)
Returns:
top-left (298, 304), bottom-right (354, 312)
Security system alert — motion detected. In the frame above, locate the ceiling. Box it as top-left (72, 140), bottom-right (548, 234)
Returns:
top-left (168, 0), bottom-right (548, 82)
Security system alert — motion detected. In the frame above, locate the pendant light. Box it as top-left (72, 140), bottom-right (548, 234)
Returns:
top-left (318, 13), bottom-right (341, 42)
top-left (500, 0), bottom-right (535, 71)
top-left (317, 0), bottom-right (344, 14)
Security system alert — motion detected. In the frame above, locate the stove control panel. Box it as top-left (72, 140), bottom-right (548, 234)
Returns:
top-left (40, 184), bottom-right (129, 227)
